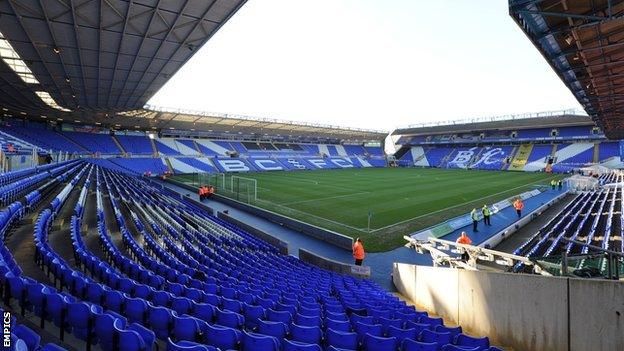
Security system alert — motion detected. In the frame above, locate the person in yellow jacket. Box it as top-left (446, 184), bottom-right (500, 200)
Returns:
top-left (471, 208), bottom-right (479, 232)
top-left (482, 204), bottom-right (491, 226)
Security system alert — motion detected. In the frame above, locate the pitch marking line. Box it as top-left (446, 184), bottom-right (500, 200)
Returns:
top-left (367, 175), bottom-right (559, 233)
top-left (281, 191), bottom-right (371, 206)
top-left (257, 199), bottom-right (364, 231)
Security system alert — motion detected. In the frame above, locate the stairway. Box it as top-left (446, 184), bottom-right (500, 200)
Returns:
top-left (550, 144), bottom-right (558, 156)
top-left (112, 135), bottom-right (126, 155)
top-left (193, 140), bottom-right (203, 155)
top-left (164, 157), bottom-right (175, 173)
top-left (593, 143), bottom-right (600, 163)
top-left (508, 144), bottom-right (533, 171)
top-left (393, 146), bottom-right (411, 161)
top-left (150, 138), bottom-right (158, 156)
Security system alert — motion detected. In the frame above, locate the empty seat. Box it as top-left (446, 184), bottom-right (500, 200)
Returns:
top-left (257, 320), bottom-right (288, 339)
top-left (363, 334), bottom-right (398, 351)
top-left (326, 328), bottom-right (358, 350)
top-left (241, 331), bottom-right (279, 351)
top-left (290, 324), bottom-right (322, 344)
top-left (454, 334), bottom-right (490, 350)
top-left (401, 338), bottom-right (438, 351)
top-left (282, 339), bottom-right (322, 351)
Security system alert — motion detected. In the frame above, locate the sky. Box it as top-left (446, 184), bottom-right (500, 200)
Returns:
top-left (147, 0), bottom-right (584, 132)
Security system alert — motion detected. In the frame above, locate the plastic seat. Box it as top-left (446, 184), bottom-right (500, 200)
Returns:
top-left (67, 302), bottom-right (92, 341)
top-left (386, 326), bottom-right (418, 345)
top-left (128, 323), bottom-right (156, 351)
top-left (441, 345), bottom-right (480, 351)
top-left (401, 338), bottom-right (438, 351)
top-left (95, 312), bottom-right (125, 351)
top-left (173, 314), bottom-right (200, 342)
top-left (125, 297), bottom-right (148, 324)
top-left (405, 321), bottom-right (431, 336)
top-left (418, 316), bottom-right (443, 328)
top-left (41, 344), bottom-right (68, 351)
top-left (243, 304), bottom-right (265, 329)
top-left (104, 290), bottom-right (124, 312)
top-left (351, 314), bottom-right (375, 325)
top-left (326, 311), bottom-right (349, 322)
top-left (454, 334), bottom-right (490, 350)
top-left (290, 324), bottom-right (322, 344)
top-left (266, 308), bottom-right (291, 324)
top-left (326, 328), bottom-right (358, 351)
top-left (193, 303), bottom-right (215, 323)
top-left (435, 325), bottom-right (462, 338)
top-left (354, 321), bottom-right (383, 341)
top-left (202, 323), bottom-right (242, 350)
top-left (282, 339), bottom-right (322, 351)
top-left (326, 318), bottom-right (352, 332)
top-left (241, 331), bottom-right (279, 351)
top-left (294, 313), bottom-right (321, 328)
top-left (419, 329), bottom-right (452, 348)
top-left (171, 297), bottom-right (192, 316)
top-left (257, 320), bottom-right (288, 339)
top-left (167, 338), bottom-right (217, 351)
top-left (221, 297), bottom-right (243, 313)
top-left (13, 325), bottom-right (41, 351)
top-left (215, 308), bottom-right (244, 329)
top-left (363, 334), bottom-right (398, 351)
top-left (117, 328), bottom-right (146, 351)
top-left (379, 317), bottom-right (404, 334)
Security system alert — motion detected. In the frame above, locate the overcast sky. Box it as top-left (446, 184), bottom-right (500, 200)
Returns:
top-left (148, 0), bottom-right (584, 132)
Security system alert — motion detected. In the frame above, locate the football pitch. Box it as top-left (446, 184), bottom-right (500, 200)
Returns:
top-left (172, 168), bottom-right (562, 252)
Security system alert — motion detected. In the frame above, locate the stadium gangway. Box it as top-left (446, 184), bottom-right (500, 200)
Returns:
top-left (403, 236), bottom-right (552, 276)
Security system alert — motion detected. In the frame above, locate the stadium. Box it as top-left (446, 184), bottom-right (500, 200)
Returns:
top-left (0, 1), bottom-right (621, 351)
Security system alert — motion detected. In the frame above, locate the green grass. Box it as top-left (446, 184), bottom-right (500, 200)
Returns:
top-left (173, 168), bottom-right (562, 252)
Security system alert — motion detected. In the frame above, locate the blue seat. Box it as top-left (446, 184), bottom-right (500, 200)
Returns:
top-left (282, 339), bottom-right (322, 351)
top-left (241, 331), bottom-right (279, 351)
top-left (215, 308), bottom-right (244, 329)
top-left (294, 313), bottom-right (321, 327)
top-left (167, 337), bottom-right (217, 351)
top-left (202, 323), bottom-right (241, 350)
top-left (267, 308), bottom-right (292, 324)
top-left (379, 317), bottom-right (403, 334)
top-left (243, 304), bottom-right (265, 329)
top-left (221, 297), bottom-right (242, 313)
top-left (435, 325), bottom-right (462, 338)
top-left (173, 314), bottom-right (200, 342)
top-left (128, 323), bottom-right (156, 351)
top-left (326, 311), bottom-right (349, 322)
top-left (104, 290), bottom-right (124, 312)
top-left (386, 326), bottom-right (418, 346)
top-left (171, 297), bottom-right (192, 316)
top-left (41, 344), bottom-right (68, 351)
top-left (419, 329), bottom-right (452, 348)
top-left (125, 297), bottom-right (148, 324)
top-left (401, 338), bottom-right (438, 351)
top-left (67, 302), bottom-right (92, 341)
top-left (351, 314), bottom-right (375, 325)
top-left (326, 328), bottom-right (358, 350)
top-left (290, 324), bottom-right (322, 345)
top-left (363, 334), bottom-right (398, 351)
top-left (442, 345), bottom-right (480, 351)
top-left (418, 316), bottom-right (443, 328)
top-left (193, 303), bottom-right (215, 323)
top-left (454, 334), bottom-right (490, 350)
top-left (117, 328), bottom-right (146, 351)
top-left (405, 321), bottom-right (431, 336)
top-left (149, 305), bottom-right (173, 339)
top-left (13, 325), bottom-right (41, 351)
top-left (257, 319), bottom-right (288, 339)
top-left (326, 318), bottom-right (351, 332)
top-left (354, 321), bottom-right (383, 341)
top-left (95, 312), bottom-right (125, 351)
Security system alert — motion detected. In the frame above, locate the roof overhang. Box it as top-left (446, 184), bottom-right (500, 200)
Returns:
top-left (509, 0), bottom-right (624, 139)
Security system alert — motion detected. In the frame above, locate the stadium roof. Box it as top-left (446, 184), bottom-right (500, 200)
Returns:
top-left (393, 109), bottom-right (592, 135)
top-left (0, 0), bottom-right (246, 114)
top-left (510, 0), bottom-right (624, 139)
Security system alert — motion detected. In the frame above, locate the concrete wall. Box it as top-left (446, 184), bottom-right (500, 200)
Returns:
top-left (393, 263), bottom-right (623, 351)
top-left (217, 211), bottom-right (289, 255)
top-left (300, 249), bottom-right (370, 278)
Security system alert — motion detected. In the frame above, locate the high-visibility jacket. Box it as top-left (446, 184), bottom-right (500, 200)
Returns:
top-left (353, 242), bottom-right (365, 260)
top-left (482, 206), bottom-right (490, 216)
top-left (457, 235), bottom-right (472, 245)
top-left (513, 200), bottom-right (524, 210)
top-left (470, 209), bottom-right (479, 221)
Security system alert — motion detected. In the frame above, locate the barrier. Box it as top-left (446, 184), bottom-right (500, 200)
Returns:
top-left (392, 263), bottom-right (624, 351)
top-left (300, 249), bottom-right (370, 278)
top-left (217, 211), bottom-right (289, 255)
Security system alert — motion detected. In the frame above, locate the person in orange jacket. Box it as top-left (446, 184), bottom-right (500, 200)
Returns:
top-left (513, 198), bottom-right (524, 218)
top-left (456, 231), bottom-right (472, 261)
top-left (352, 238), bottom-right (365, 266)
